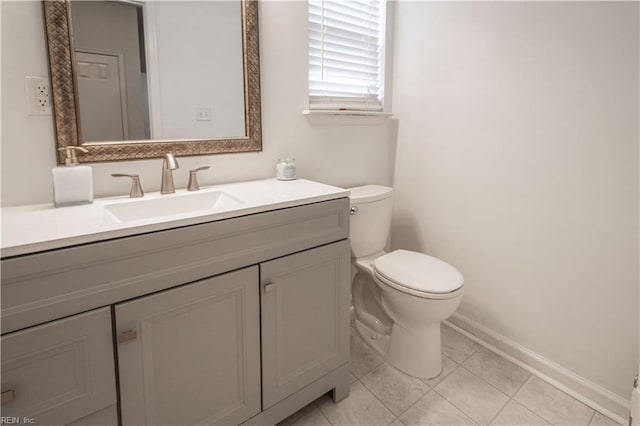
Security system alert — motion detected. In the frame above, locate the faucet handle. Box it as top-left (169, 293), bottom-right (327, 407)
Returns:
top-left (111, 173), bottom-right (144, 198)
top-left (187, 166), bottom-right (210, 191)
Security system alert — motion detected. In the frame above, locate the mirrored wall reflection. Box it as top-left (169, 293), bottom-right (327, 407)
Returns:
top-left (70, 0), bottom-right (246, 144)
top-left (71, 1), bottom-right (150, 142)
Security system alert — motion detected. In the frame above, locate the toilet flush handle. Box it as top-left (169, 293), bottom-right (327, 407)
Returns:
top-left (350, 206), bottom-right (359, 215)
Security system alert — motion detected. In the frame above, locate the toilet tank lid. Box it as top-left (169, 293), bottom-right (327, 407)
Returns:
top-left (348, 185), bottom-right (393, 203)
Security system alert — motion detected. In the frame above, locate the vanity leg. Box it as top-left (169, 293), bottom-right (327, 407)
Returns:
top-left (331, 375), bottom-right (350, 403)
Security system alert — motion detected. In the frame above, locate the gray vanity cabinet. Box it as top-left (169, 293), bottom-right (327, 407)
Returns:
top-left (115, 267), bottom-right (261, 426)
top-left (0, 308), bottom-right (117, 425)
top-left (1, 197), bottom-right (351, 425)
top-left (115, 240), bottom-right (351, 425)
top-left (260, 240), bottom-right (351, 409)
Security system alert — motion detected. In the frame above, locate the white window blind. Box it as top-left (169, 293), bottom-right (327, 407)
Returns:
top-left (309, 0), bottom-right (384, 111)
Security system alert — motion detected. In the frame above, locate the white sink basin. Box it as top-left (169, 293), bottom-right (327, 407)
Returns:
top-left (104, 190), bottom-right (244, 223)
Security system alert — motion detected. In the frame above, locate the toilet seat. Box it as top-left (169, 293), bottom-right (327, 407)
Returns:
top-left (373, 250), bottom-right (464, 299)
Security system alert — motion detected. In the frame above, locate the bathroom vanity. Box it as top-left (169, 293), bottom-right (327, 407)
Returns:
top-left (0, 179), bottom-right (351, 425)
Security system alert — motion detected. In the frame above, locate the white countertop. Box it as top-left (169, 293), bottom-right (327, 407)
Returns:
top-left (1, 179), bottom-right (349, 258)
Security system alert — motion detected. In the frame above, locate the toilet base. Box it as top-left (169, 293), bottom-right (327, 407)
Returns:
top-left (387, 322), bottom-right (442, 378)
top-left (354, 317), bottom-right (443, 379)
top-left (354, 318), bottom-right (390, 357)
top-left (351, 257), bottom-right (461, 380)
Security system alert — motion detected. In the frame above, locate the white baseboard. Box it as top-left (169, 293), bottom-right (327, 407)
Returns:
top-left (631, 387), bottom-right (639, 426)
top-left (445, 313), bottom-right (630, 425)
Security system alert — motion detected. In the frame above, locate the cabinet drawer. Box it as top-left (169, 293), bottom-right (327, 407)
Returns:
top-left (1, 307), bottom-right (116, 425)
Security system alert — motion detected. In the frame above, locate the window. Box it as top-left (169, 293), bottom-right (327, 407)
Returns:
top-left (308, 0), bottom-right (385, 112)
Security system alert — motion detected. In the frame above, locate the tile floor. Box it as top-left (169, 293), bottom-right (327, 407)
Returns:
top-left (280, 324), bottom-right (621, 426)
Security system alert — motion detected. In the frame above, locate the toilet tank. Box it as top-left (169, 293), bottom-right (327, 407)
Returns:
top-left (349, 185), bottom-right (393, 258)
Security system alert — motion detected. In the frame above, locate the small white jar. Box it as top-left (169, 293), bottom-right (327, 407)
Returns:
top-left (276, 158), bottom-right (296, 180)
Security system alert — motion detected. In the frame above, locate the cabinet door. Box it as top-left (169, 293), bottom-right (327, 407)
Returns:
top-left (261, 240), bottom-right (351, 408)
top-left (116, 266), bottom-right (261, 426)
top-left (1, 308), bottom-right (116, 425)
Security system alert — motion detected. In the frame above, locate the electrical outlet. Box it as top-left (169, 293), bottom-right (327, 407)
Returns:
top-left (196, 107), bottom-right (212, 122)
top-left (25, 76), bottom-right (52, 115)
top-left (35, 82), bottom-right (49, 94)
top-left (36, 95), bottom-right (50, 108)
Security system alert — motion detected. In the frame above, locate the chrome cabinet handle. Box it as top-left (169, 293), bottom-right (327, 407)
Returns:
top-left (1, 389), bottom-right (15, 405)
top-left (111, 174), bottom-right (144, 198)
top-left (350, 206), bottom-right (359, 215)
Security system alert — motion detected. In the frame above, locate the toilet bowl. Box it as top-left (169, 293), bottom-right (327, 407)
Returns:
top-left (349, 185), bottom-right (464, 378)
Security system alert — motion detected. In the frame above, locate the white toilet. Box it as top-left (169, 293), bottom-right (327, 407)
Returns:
top-left (349, 185), bottom-right (464, 378)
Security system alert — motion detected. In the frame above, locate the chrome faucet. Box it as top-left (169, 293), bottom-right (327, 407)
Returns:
top-left (160, 153), bottom-right (179, 194)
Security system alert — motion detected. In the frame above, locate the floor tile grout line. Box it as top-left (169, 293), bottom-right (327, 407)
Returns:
top-left (330, 325), bottom-right (601, 426)
top-left (352, 325), bottom-right (595, 426)
top-left (514, 374), bottom-right (598, 426)
top-left (396, 387), bottom-right (438, 423)
top-left (486, 391), bottom-right (516, 425)
top-left (358, 366), bottom-right (400, 416)
top-left (457, 343), bottom-right (534, 400)
top-left (358, 362), bottom-right (419, 420)
top-left (459, 341), bottom-right (483, 364)
top-left (351, 328), bottom-right (385, 380)
top-left (461, 365), bottom-right (529, 399)
top-left (420, 355), bottom-right (461, 388)
top-left (391, 356), bottom-right (466, 421)
top-left (510, 375), bottom-right (562, 426)
top-left (509, 375), bottom-right (549, 424)
top-left (443, 323), bottom-right (482, 363)
top-left (354, 326), bottom-right (446, 421)
top-left (446, 323), bottom-right (605, 424)
top-left (314, 396), bottom-right (334, 426)
top-left (508, 398), bottom-right (554, 426)
top-left (395, 360), bottom-right (464, 420)
top-left (487, 396), bottom-right (514, 425)
top-left (511, 371), bottom-right (534, 398)
top-left (515, 374), bottom-right (534, 395)
top-left (444, 353), bottom-right (461, 367)
top-left (431, 387), bottom-right (481, 425)
top-left (457, 363), bottom-right (517, 401)
top-left (433, 352), bottom-right (518, 424)
top-left (319, 407), bottom-right (333, 425)
top-left (312, 396), bottom-right (329, 425)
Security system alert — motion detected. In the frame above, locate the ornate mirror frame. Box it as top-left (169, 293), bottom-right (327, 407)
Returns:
top-left (43, 0), bottom-right (262, 164)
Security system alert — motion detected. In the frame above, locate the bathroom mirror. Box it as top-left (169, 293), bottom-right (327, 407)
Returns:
top-left (43, 0), bottom-right (262, 163)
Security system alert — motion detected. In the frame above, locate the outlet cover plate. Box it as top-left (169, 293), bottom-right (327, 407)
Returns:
top-left (196, 107), bottom-right (212, 122)
top-left (25, 76), bottom-right (52, 115)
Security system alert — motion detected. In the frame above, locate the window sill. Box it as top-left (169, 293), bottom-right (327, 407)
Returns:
top-left (302, 110), bottom-right (393, 125)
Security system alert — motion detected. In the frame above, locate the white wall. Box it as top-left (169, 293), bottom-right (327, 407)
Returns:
top-left (1, 0), bottom-right (396, 207)
top-left (392, 1), bottom-right (639, 402)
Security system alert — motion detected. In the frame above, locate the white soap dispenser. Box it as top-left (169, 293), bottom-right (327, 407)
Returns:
top-left (52, 146), bottom-right (94, 206)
